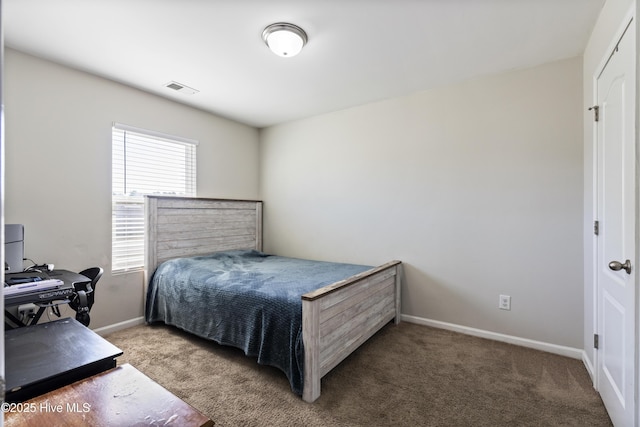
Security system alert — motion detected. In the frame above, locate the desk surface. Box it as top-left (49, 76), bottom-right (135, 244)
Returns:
top-left (4, 269), bottom-right (88, 308)
top-left (5, 269), bottom-right (90, 286)
top-left (4, 363), bottom-right (215, 427)
top-left (5, 317), bottom-right (123, 401)
top-left (47, 269), bottom-right (91, 286)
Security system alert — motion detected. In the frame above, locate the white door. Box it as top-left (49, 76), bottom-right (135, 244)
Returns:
top-left (595, 17), bottom-right (636, 427)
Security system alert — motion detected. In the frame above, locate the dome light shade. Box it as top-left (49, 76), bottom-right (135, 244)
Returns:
top-left (262, 23), bottom-right (307, 57)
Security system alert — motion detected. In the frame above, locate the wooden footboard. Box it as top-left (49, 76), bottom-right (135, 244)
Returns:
top-left (301, 260), bottom-right (402, 402)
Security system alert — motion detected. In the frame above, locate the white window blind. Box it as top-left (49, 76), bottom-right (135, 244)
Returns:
top-left (112, 123), bottom-right (197, 273)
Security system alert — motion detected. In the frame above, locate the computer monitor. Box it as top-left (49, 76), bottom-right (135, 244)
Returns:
top-left (5, 224), bottom-right (24, 273)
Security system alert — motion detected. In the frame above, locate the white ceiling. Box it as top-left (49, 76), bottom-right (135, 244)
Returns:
top-left (4, 0), bottom-right (604, 128)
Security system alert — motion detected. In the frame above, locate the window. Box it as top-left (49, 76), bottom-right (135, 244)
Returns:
top-left (112, 123), bottom-right (197, 273)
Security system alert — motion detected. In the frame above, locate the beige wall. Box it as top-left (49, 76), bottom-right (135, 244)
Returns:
top-left (260, 57), bottom-right (584, 348)
top-left (582, 0), bottom-right (636, 377)
top-left (4, 45), bottom-right (588, 350)
top-left (4, 49), bottom-right (260, 329)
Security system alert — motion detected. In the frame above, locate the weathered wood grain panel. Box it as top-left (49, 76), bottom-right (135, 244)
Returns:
top-left (302, 299), bottom-right (321, 403)
top-left (319, 280), bottom-right (395, 334)
top-left (145, 196), bottom-right (263, 273)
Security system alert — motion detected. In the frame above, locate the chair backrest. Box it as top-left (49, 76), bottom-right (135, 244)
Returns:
top-left (79, 267), bottom-right (103, 286)
top-left (77, 267), bottom-right (104, 309)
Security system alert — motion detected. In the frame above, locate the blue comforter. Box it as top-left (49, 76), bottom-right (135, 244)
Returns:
top-left (145, 250), bottom-right (372, 395)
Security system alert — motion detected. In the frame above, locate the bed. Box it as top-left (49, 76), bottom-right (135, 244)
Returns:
top-left (144, 196), bottom-right (402, 402)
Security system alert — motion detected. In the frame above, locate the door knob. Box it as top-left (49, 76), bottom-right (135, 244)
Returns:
top-left (609, 259), bottom-right (632, 274)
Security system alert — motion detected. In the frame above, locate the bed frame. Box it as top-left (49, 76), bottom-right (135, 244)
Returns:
top-left (144, 196), bottom-right (402, 402)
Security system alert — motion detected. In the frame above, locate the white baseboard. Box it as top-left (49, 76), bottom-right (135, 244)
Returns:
top-left (92, 316), bottom-right (145, 337)
top-left (582, 351), bottom-right (596, 385)
top-left (401, 314), bottom-right (583, 360)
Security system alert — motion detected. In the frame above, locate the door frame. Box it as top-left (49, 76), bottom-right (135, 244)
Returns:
top-left (590, 4), bottom-right (637, 425)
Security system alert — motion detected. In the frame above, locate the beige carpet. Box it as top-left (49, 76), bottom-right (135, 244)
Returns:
top-left (104, 322), bottom-right (612, 426)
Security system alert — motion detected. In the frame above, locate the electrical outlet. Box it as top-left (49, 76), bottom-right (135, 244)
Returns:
top-left (499, 294), bottom-right (511, 311)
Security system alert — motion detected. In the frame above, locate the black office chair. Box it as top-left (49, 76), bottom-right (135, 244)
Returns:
top-left (68, 267), bottom-right (103, 327)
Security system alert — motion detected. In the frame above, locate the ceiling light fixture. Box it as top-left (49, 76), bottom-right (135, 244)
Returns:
top-left (262, 23), bottom-right (308, 58)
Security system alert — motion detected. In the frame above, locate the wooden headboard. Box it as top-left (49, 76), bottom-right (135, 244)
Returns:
top-left (145, 196), bottom-right (263, 274)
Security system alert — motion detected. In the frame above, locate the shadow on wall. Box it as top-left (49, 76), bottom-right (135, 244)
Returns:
top-left (400, 262), bottom-right (493, 328)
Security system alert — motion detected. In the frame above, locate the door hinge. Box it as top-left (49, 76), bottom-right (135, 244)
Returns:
top-left (588, 105), bottom-right (599, 122)
top-left (594, 334), bottom-right (599, 349)
top-left (594, 220), bottom-right (599, 236)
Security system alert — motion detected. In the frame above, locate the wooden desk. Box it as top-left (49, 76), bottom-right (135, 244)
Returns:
top-left (4, 363), bottom-right (214, 427)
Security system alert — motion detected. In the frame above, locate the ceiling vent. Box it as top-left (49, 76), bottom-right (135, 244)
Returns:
top-left (164, 81), bottom-right (199, 95)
